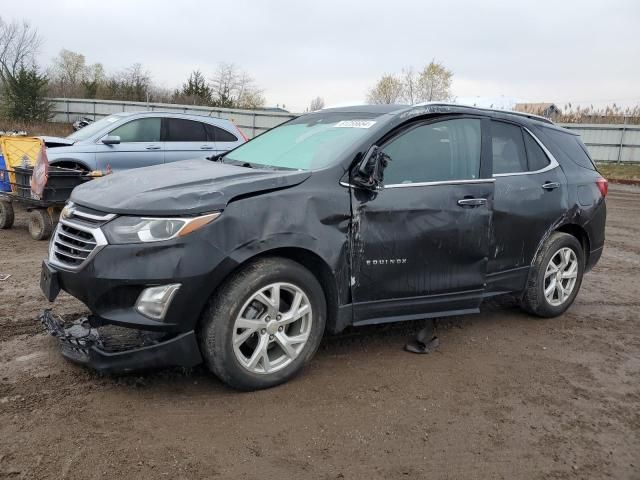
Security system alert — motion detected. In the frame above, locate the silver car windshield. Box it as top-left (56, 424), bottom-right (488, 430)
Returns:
top-left (66, 115), bottom-right (122, 142)
top-left (223, 112), bottom-right (382, 170)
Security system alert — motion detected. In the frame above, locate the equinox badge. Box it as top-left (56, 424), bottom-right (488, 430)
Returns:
top-left (366, 258), bottom-right (407, 266)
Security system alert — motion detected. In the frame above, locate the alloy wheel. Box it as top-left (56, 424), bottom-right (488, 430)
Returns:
top-left (543, 247), bottom-right (579, 307)
top-left (232, 282), bottom-right (313, 374)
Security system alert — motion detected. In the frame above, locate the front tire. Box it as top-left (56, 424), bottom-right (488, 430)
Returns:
top-left (199, 257), bottom-right (326, 391)
top-left (521, 232), bottom-right (584, 317)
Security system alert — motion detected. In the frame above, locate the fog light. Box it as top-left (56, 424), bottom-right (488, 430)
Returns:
top-left (135, 284), bottom-right (181, 320)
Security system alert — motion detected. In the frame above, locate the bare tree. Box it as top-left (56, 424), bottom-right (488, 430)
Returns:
top-left (369, 61), bottom-right (454, 105)
top-left (82, 62), bottom-right (105, 98)
top-left (309, 96), bottom-right (325, 111)
top-left (0, 17), bottom-right (41, 84)
top-left (366, 74), bottom-right (404, 104)
top-left (49, 49), bottom-right (86, 97)
top-left (236, 87), bottom-right (265, 109)
top-left (210, 62), bottom-right (237, 107)
top-left (401, 67), bottom-right (418, 105)
top-left (210, 63), bottom-right (265, 109)
top-left (234, 70), bottom-right (265, 109)
top-left (415, 60), bottom-right (453, 102)
top-left (102, 63), bottom-right (152, 102)
top-left (122, 63), bottom-right (151, 102)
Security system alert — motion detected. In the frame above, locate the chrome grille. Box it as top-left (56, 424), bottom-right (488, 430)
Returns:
top-left (53, 224), bottom-right (98, 267)
top-left (49, 203), bottom-right (113, 270)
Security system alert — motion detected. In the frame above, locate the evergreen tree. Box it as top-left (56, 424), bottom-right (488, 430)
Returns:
top-left (3, 64), bottom-right (52, 121)
top-left (177, 70), bottom-right (212, 105)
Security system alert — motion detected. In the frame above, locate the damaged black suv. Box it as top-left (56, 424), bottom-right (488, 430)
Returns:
top-left (41, 103), bottom-right (607, 390)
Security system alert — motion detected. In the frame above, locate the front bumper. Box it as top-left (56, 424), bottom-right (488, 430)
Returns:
top-left (43, 226), bottom-right (234, 332)
top-left (40, 309), bottom-right (202, 373)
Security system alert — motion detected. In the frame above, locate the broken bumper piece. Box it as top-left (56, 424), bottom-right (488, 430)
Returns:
top-left (39, 309), bottom-right (202, 374)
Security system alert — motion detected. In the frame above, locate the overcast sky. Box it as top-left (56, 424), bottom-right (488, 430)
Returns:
top-left (2, 0), bottom-right (639, 112)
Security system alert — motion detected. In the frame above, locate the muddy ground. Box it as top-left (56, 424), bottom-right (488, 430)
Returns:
top-left (0, 185), bottom-right (638, 479)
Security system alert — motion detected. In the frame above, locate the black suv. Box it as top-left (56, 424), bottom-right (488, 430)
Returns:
top-left (41, 103), bottom-right (607, 390)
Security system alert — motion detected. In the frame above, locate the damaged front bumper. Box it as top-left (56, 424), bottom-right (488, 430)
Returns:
top-left (40, 309), bottom-right (202, 373)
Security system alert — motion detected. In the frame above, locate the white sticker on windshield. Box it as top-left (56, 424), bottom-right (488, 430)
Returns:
top-left (106, 117), bottom-right (118, 123)
top-left (334, 120), bottom-right (376, 129)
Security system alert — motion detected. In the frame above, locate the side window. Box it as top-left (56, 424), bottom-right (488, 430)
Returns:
top-left (540, 127), bottom-right (596, 171)
top-left (164, 118), bottom-right (208, 142)
top-left (109, 118), bottom-right (161, 142)
top-left (382, 118), bottom-right (481, 185)
top-left (491, 121), bottom-right (527, 174)
top-left (523, 131), bottom-right (550, 171)
top-left (205, 124), bottom-right (238, 142)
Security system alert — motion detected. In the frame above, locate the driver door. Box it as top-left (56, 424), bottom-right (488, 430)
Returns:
top-left (350, 117), bottom-right (494, 325)
top-left (95, 117), bottom-right (164, 172)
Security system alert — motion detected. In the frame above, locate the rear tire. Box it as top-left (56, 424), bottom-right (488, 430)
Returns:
top-left (28, 209), bottom-right (53, 241)
top-left (521, 232), bottom-right (584, 317)
top-left (0, 200), bottom-right (14, 229)
top-left (198, 257), bottom-right (326, 391)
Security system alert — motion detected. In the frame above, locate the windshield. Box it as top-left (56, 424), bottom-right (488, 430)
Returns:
top-left (66, 115), bottom-right (123, 142)
top-left (223, 112), bottom-right (383, 170)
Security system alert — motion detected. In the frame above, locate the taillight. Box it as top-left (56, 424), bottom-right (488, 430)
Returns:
top-left (596, 177), bottom-right (608, 198)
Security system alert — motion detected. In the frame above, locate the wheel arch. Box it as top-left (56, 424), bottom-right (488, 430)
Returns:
top-left (556, 223), bottom-right (591, 265)
top-left (523, 222), bottom-right (591, 297)
top-left (204, 246), bottom-right (342, 334)
top-left (50, 159), bottom-right (91, 172)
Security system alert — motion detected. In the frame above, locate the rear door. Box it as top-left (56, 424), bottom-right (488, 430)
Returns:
top-left (350, 116), bottom-right (494, 324)
top-left (95, 117), bottom-right (163, 172)
top-left (163, 118), bottom-right (214, 163)
top-left (487, 120), bottom-right (567, 291)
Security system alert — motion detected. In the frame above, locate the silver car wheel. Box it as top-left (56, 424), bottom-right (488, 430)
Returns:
top-left (232, 282), bottom-right (313, 375)
top-left (543, 247), bottom-right (579, 307)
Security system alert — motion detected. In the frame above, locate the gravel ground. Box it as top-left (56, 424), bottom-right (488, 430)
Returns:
top-left (0, 185), bottom-right (638, 479)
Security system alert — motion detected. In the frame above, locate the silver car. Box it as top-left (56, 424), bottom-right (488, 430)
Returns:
top-left (42, 112), bottom-right (246, 172)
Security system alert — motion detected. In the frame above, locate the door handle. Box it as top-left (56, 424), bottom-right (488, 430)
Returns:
top-left (145, 145), bottom-right (161, 150)
top-left (200, 145), bottom-right (214, 150)
top-left (541, 182), bottom-right (560, 190)
top-left (457, 197), bottom-right (487, 207)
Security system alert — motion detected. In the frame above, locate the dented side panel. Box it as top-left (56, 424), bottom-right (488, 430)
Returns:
top-left (349, 182), bottom-right (494, 321)
top-left (487, 166), bottom-right (568, 291)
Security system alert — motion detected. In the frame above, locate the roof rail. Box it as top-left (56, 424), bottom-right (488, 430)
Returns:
top-left (412, 102), bottom-right (555, 125)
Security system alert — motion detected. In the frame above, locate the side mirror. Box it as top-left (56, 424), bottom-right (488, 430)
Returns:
top-left (352, 145), bottom-right (391, 190)
top-left (102, 135), bottom-right (121, 145)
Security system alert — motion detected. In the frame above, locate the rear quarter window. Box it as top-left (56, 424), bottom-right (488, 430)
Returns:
top-left (206, 124), bottom-right (238, 142)
top-left (538, 127), bottom-right (596, 171)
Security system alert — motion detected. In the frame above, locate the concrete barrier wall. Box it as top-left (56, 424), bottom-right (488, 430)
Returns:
top-left (557, 123), bottom-right (639, 163)
top-left (48, 97), bottom-right (296, 138)
top-left (48, 99), bottom-right (639, 162)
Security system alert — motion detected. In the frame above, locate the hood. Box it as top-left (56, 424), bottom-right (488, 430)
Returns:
top-left (71, 159), bottom-right (311, 216)
top-left (40, 136), bottom-right (75, 148)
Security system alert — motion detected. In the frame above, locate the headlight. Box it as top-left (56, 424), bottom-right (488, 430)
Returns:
top-left (103, 212), bottom-right (220, 244)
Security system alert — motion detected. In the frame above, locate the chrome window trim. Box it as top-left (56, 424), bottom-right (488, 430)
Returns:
top-left (492, 127), bottom-right (559, 177)
top-left (340, 178), bottom-right (495, 189)
top-left (48, 219), bottom-right (108, 272)
top-left (385, 178), bottom-right (495, 189)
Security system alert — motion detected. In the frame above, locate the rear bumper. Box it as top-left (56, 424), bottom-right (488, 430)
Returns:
top-left (40, 309), bottom-right (202, 373)
top-left (586, 246), bottom-right (604, 272)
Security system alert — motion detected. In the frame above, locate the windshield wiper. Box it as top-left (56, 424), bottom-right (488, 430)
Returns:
top-left (220, 158), bottom-right (256, 168)
top-left (215, 157), bottom-right (299, 171)
top-left (206, 153), bottom-right (226, 162)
